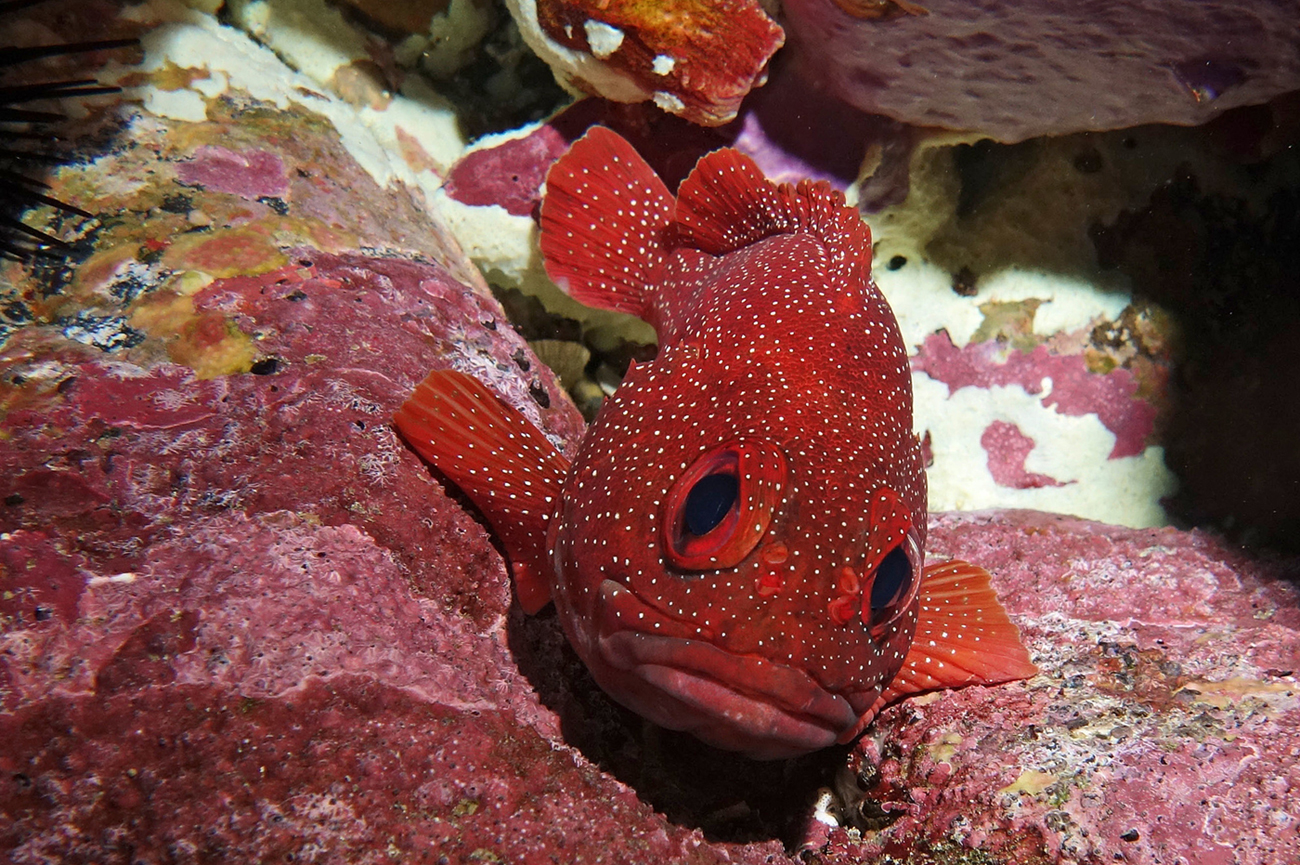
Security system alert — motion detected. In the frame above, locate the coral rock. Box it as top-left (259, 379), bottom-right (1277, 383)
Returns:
top-left (838, 511), bottom-right (1300, 864)
top-left (509, 0), bottom-right (784, 126)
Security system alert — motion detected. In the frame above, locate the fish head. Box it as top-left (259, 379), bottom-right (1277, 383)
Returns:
top-left (550, 314), bottom-right (928, 759)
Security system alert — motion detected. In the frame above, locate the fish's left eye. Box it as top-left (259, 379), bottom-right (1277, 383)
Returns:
top-left (869, 547), bottom-right (911, 620)
top-left (864, 539), bottom-right (919, 639)
top-left (663, 440), bottom-right (787, 571)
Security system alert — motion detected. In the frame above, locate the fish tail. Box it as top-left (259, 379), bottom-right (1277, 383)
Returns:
top-left (539, 126), bottom-right (675, 321)
top-left (394, 370), bottom-right (570, 614)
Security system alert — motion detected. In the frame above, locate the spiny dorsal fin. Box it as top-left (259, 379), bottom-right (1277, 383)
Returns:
top-left (394, 370), bottom-right (570, 613)
top-left (674, 148), bottom-right (873, 284)
top-left (539, 126), bottom-right (675, 320)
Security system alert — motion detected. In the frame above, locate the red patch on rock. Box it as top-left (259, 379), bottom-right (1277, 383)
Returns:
top-left (442, 99), bottom-right (738, 217)
top-left (444, 124), bottom-right (571, 217)
top-left (0, 530), bottom-right (88, 627)
top-left (980, 420), bottom-right (1068, 489)
top-left (0, 250), bottom-right (583, 643)
top-left (0, 678), bottom-right (727, 863)
top-left (95, 609), bottom-right (200, 694)
top-left (176, 145), bottom-right (290, 199)
top-left (912, 330), bottom-right (1156, 458)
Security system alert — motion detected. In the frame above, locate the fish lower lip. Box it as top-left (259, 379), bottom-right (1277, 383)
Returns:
top-left (595, 580), bottom-right (860, 758)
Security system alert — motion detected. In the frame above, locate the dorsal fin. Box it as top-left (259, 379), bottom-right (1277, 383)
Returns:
top-left (394, 370), bottom-right (570, 614)
top-left (674, 148), bottom-right (874, 284)
top-left (538, 126), bottom-right (675, 320)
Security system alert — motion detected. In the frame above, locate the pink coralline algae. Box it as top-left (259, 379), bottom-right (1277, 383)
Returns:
top-left (3, 244), bottom-right (1298, 865)
top-left (443, 99), bottom-right (738, 216)
top-left (2, 26), bottom-right (1298, 859)
top-left (842, 511), bottom-right (1300, 865)
top-left (444, 122), bottom-right (572, 217)
top-left (980, 420), bottom-right (1068, 489)
top-left (912, 330), bottom-right (1157, 459)
top-left (1, 250), bottom-right (1297, 865)
top-left (175, 144), bottom-right (291, 200)
top-left (442, 85), bottom-right (906, 220)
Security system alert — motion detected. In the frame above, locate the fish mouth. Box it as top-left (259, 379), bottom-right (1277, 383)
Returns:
top-left (593, 580), bottom-right (863, 759)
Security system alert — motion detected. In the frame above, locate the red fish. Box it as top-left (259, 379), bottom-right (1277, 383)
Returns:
top-left (395, 127), bottom-right (1036, 759)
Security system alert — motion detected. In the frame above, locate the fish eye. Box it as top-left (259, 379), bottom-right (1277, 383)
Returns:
top-left (663, 440), bottom-right (787, 571)
top-left (869, 546), bottom-right (912, 619)
top-left (864, 540), bottom-right (918, 639)
top-left (683, 472), bottom-right (739, 537)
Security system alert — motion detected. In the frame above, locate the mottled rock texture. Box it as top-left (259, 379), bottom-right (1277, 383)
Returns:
top-left (3, 115), bottom-right (1298, 862)
top-left (781, 0), bottom-right (1300, 142)
top-left (3, 5), bottom-right (1298, 863)
top-left (4, 461), bottom-right (1298, 864)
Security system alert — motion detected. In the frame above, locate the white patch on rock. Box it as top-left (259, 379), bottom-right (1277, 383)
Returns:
top-left (651, 54), bottom-right (676, 76)
top-left (423, 0), bottom-right (495, 79)
top-left (912, 374), bottom-right (1176, 528)
top-left (811, 789), bottom-right (841, 827)
top-left (873, 255), bottom-right (1173, 525)
top-left (583, 20), bottom-right (625, 60)
top-left (226, 0), bottom-right (367, 87)
top-left (121, 3), bottom-right (466, 205)
top-left (876, 260), bottom-right (1129, 354)
top-left (88, 573), bottom-right (139, 586)
top-left (652, 91), bottom-right (685, 113)
top-left (506, 0), bottom-right (649, 103)
top-left (431, 190), bottom-right (536, 288)
top-left (143, 85), bottom-right (209, 122)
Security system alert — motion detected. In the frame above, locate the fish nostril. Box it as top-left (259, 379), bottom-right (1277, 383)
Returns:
top-left (760, 543), bottom-right (789, 565)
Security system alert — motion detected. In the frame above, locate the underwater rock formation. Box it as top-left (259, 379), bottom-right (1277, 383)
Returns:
top-left (3, 434), bottom-right (1298, 863)
top-left (780, 0), bottom-right (1300, 142)
top-left (2, 5), bottom-right (1298, 863)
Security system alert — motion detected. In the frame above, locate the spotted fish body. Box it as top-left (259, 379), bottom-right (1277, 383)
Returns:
top-left (396, 128), bottom-right (1035, 759)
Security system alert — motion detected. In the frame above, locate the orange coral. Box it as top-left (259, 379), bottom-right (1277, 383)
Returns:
top-left (534, 0), bottom-right (783, 125)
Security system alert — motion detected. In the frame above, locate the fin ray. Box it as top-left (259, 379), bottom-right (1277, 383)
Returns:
top-left (394, 370), bottom-right (569, 613)
top-left (674, 149), bottom-right (874, 285)
top-left (880, 560), bottom-right (1037, 704)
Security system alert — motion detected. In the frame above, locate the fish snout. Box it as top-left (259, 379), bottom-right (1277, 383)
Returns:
top-left (587, 579), bottom-right (866, 759)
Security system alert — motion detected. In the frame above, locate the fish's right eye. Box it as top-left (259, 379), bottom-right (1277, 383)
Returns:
top-left (663, 440), bottom-right (787, 571)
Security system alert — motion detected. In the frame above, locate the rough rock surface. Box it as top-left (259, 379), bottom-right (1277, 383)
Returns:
top-left (4, 6), bottom-right (1298, 863)
top-left (781, 0), bottom-right (1300, 142)
top-left (4, 439), bottom-right (1298, 865)
top-left (3, 112), bottom-right (1298, 863)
